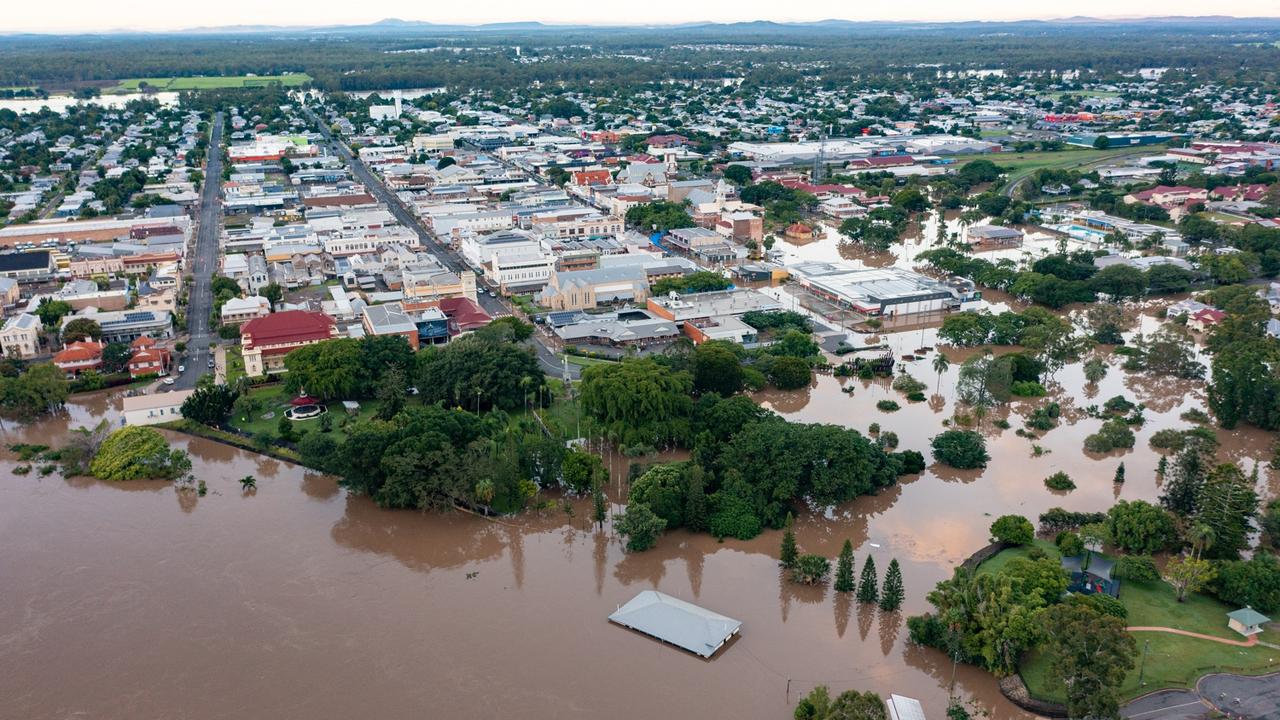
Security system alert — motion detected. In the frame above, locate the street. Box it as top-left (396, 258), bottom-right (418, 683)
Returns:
top-left (306, 107), bottom-right (578, 380)
top-left (173, 112), bottom-right (224, 390)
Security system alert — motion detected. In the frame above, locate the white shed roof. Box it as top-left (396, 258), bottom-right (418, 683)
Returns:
top-left (608, 590), bottom-right (741, 658)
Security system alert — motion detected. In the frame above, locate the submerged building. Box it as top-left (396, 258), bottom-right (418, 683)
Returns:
top-left (787, 262), bottom-right (976, 317)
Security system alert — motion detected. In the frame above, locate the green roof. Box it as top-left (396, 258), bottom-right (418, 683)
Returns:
top-left (1228, 607), bottom-right (1270, 626)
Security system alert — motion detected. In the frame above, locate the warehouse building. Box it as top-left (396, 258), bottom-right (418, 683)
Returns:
top-left (788, 263), bottom-right (975, 317)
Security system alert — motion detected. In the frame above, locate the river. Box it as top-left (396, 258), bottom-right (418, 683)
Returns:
top-left (0, 93), bottom-right (180, 115)
top-left (2, 232), bottom-right (1276, 718)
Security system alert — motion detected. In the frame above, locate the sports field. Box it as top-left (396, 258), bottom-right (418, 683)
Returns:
top-left (109, 74), bottom-right (311, 92)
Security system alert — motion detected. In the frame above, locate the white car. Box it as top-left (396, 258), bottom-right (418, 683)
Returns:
top-left (177, 365), bottom-right (185, 373)
top-left (162, 377), bottom-right (176, 386)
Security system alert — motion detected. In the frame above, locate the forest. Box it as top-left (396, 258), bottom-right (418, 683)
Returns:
top-left (3, 20), bottom-right (1280, 91)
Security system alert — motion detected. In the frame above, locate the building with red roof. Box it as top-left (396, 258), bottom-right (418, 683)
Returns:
top-left (53, 340), bottom-right (105, 376)
top-left (240, 310), bottom-right (338, 378)
top-left (127, 336), bottom-right (171, 378)
top-left (572, 169), bottom-right (613, 187)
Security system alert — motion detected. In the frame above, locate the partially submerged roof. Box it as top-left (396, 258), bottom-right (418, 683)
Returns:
top-left (886, 694), bottom-right (926, 720)
top-left (608, 590), bottom-right (741, 658)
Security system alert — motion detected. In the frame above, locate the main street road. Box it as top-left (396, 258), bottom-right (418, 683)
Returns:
top-left (174, 112), bottom-right (224, 390)
top-left (307, 108), bottom-right (578, 380)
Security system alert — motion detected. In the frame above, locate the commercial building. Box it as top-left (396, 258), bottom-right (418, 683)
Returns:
top-left (537, 265), bottom-right (650, 311)
top-left (553, 309), bottom-right (680, 349)
top-left (240, 310), bottom-right (339, 378)
top-left (59, 309), bottom-right (174, 344)
top-left (122, 389), bottom-right (195, 427)
top-left (664, 227), bottom-right (742, 264)
top-left (0, 251), bottom-right (57, 283)
top-left (788, 263), bottom-right (974, 317)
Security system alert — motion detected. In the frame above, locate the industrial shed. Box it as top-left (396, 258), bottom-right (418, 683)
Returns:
top-left (608, 590), bottom-right (742, 658)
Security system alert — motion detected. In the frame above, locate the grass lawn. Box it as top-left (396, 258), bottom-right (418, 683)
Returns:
top-left (978, 544), bottom-right (1280, 702)
top-left (995, 147), bottom-right (1159, 174)
top-left (224, 347), bottom-right (245, 386)
top-left (563, 353), bottom-right (618, 368)
top-left (532, 379), bottom-right (596, 439)
top-left (109, 74), bottom-right (311, 93)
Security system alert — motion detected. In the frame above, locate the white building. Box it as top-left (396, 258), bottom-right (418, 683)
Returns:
top-left (123, 389), bottom-right (194, 426)
top-left (461, 230), bottom-right (556, 292)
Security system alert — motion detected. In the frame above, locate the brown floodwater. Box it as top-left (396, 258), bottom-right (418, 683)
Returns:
top-left (3, 302), bottom-right (1275, 720)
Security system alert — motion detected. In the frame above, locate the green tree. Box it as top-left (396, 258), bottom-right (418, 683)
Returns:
top-left (89, 426), bottom-right (191, 481)
top-left (1114, 555), bottom-right (1160, 582)
top-left (1214, 554), bottom-right (1280, 613)
top-left (931, 352), bottom-right (950, 391)
top-left (1194, 463), bottom-right (1259, 559)
top-left (260, 283), bottom-right (284, 307)
top-left (692, 341), bottom-right (744, 396)
top-left (284, 338), bottom-right (366, 400)
top-left (616, 502), bottom-right (666, 552)
top-left (1106, 500), bottom-right (1175, 554)
top-left (579, 358), bottom-right (692, 446)
top-left (629, 464), bottom-right (687, 528)
top-left (880, 558), bottom-right (905, 611)
top-left (857, 555), bottom-right (879, 603)
top-left (684, 464), bottom-right (708, 532)
top-left (767, 355), bottom-right (812, 390)
top-left (722, 164), bottom-right (752, 185)
top-left (1166, 554), bottom-right (1216, 602)
top-left (779, 512), bottom-right (799, 569)
top-left (562, 449), bottom-right (605, 495)
top-left (0, 363), bottom-right (69, 421)
top-left (989, 515), bottom-right (1034, 545)
top-left (62, 317), bottom-right (102, 341)
top-left (101, 342), bottom-right (132, 374)
top-left (834, 539), bottom-right (855, 593)
top-left (1083, 357), bottom-right (1108, 384)
top-left (417, 335), bottom-right (546, 413)
top-left (35, 298), bottom-right (73, 327)
top-left (930, 430), bottom-right (989, 469)
top-left (1040, 603), bottom-right (1136, 720)
top-left (591, 479), bottom-right (608, 530)
top-left (180, 383), bottom-right (238, 426)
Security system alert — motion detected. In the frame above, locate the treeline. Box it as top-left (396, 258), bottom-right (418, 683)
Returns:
top-left (614, 394), bottom-right (923, 549)
top-left (918, 248), bottom-right (1194, 308)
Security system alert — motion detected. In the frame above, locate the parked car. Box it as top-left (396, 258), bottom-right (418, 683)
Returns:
top-left (162, 377), bottom-right (175, 386)
top-left (177, 365), bottom-right (185, 373)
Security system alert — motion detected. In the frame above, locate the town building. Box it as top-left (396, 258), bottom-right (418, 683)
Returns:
top-left (127, 336), bottom-right (171, 378)
top-left (788, 263), bottom-right (975, 317)
top-left (220, 296), bottom-right (272, 326)
top-left (0, 251), bottom-right (57, 283)
top-left (122, 389), bottom-right (194, 427)
top-left (0, 313), bottom-right (41, 359)
top-left (240, 310), bottom-right (339, 378)
top-left (52, 340), bottom-right (104, 376)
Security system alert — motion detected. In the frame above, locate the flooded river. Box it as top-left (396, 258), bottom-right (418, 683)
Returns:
top-left (3, 296), bottom-right (1276, 719)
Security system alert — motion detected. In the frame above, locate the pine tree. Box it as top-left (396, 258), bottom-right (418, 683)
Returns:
top-left (857, 555), bottom-right (878, 603)
top-left (1156, 455), bottom-right (1168, 478)
top-left (834, 539), bottom-right (855, 593)
top-left (779, 512), bottom-right (798, 569)
top-left (1113, 462), bottom-right (1125, 484)
top-left (879, 558), bottom-right (904, 611)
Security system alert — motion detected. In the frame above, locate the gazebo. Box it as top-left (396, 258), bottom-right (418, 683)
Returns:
top-left (1227, 607), bottom-right (1270, 637)
top-left (1062, 554), bottom-right (1120, 598)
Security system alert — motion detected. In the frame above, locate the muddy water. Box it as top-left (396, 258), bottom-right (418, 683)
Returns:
top-left (4, 301), bottom-right (1276, 720)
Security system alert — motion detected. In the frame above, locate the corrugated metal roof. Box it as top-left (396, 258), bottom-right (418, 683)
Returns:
top-left (608, 590), bottom-right (741, 658)
top-left (887, 695), bottom-right (926, 720)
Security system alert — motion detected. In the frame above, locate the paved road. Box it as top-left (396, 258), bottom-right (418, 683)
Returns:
top-left (173, 112), bottom-right (224, 390)
top-left (307, 107), bottom-right (578, 380)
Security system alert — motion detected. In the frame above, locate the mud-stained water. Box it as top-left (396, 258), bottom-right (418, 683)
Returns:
top-left (3, 300), bottom-right (1276, 720)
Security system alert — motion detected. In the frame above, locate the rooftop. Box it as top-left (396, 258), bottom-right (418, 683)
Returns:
top-left (608, 590), bottom-right (742, 658)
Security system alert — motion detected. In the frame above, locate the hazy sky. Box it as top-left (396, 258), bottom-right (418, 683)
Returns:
top-left (7, 1), bottom-right (1280, 33)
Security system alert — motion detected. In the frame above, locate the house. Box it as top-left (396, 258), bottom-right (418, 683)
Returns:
top-left (240, 310), bottom-right (339, 378)
top-left (122, 389), bottom-right (194, 426)
top-left (220, 296), bottom-right (272, 326)
top-left (52, 340), bottom-right (105, 376)
top-left (784, 223), bottom-right (814, 241)
top-left (0, 313), bottom-right (41, 359)
top-left (1188, 307), bottom-right (1227, 333)
top-left (1226, 607), bottom-right (1270, 638)
top-left (886, 695), bottom-right (926, 720)
top-left (572, 169), bottom-right (613, 187)
top-left (127, 336), bottom-right (171, 378)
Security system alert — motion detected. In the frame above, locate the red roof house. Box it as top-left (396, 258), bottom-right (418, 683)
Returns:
top-left (53, 340), bottom-right (105, 376)
top-left (240, 310), bottom-right (338, 378)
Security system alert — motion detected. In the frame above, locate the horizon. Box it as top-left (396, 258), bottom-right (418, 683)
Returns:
top-left (7, 4), bottom-right (1280, 35)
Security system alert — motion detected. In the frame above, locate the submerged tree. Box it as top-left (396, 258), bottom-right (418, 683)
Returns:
top-left (858, 556), bottom-right (879, 603)
top-left (780, 512), bottom-right (799, 569)
top-left (880, 559), bottom-right (905, 611)
top-left (835, 539), bottom-right (855, 593)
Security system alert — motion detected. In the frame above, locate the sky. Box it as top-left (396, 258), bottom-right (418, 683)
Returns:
top-left (6, 0), bottom-right (1280, 33)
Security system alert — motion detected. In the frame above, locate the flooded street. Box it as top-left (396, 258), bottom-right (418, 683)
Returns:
top-left (3, 297), bottom-right (1276, 720)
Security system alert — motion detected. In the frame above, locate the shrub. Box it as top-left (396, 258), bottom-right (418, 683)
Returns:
top-left (891, 374), bottom-right (927, 395)
top-left (876, 399), bottom-right (901, 412)
top-left (1115, 555), bottom-right (1160, 582)
top-left (1010, 381), bottom-right (1046, 397)
top-left (906, 391), bottom-right (926, 402)
top-left (1039, 508), bottom-right (1107, 533)
top-left (616, 502), bottom-right (667, 552)
top-left (791, 554), bottom-right (832, 585)
top-left (1213, 554), bottom-right (1280, 613)
top-left (768, 356), bottom-right (812, 390)
top-left (12, 464), bottom-right (31, 475)
top-left (1180, 408), bottom-right (1211, 424)
top-left (1055, 531), bottom-right (1084, 557)
top-left (930, 430), bottom-right (989, 469)
top-left (989, 514), bottom-right (1035, 545)
top-left (88, 426), bottom-right (191, 481)
top-left (1084, 418), bottom-right (1135, 453)
top-left (1044, 471), bottom-right (1076, 491)
top-left (1068, 592), bottom-right (1127, 619)
top-left (896, 450), bottom-right (926, 474)
top-left (708, 491), bottom-right (762, 540)
top-left (906, 614), bottom-right (949, 649)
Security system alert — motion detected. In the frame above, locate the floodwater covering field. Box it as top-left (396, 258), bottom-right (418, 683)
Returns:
top-left (2, 228), bottom-right (1275, 719)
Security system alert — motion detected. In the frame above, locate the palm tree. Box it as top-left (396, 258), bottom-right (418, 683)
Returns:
top-left (520, 375), bottom-right (533, 413)
top-left (475, 478), bottom-right (496, 515)
top-left (931, 352), bottom-right (951, 393)
top-left (239, 475), bottom-right (257, 492)
top-left (1188, 523), bottom-right (1215, 561)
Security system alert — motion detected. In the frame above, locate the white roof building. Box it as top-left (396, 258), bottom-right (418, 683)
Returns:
top-left (608, 590), bottom-right (742, 658)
